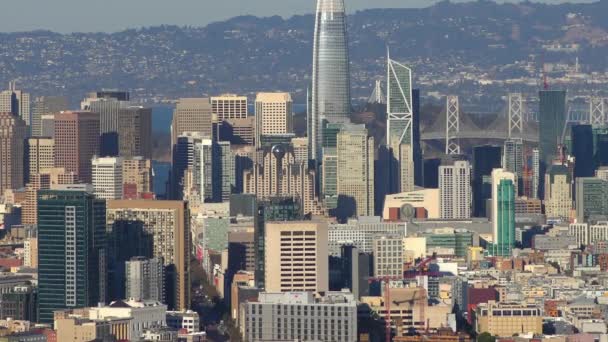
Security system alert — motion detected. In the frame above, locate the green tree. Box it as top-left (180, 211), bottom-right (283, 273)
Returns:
top-left (478, 332), bottom-right (496, 342)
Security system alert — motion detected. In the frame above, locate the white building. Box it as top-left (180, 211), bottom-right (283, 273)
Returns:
top-left (92, 157), bottom-right (123, 200)
top-left (328, 216), bottom-right (406, 256)
top-left (439, 160), bottom-right (471, 219)
top-left (240, 291), bottom-right (357, 342)
top-left (569, 222), bottom-right (608, 246)
top-left (87, 299), bottom-right (167, 341)
top-left (126, 256), bottom-right (164, 303)
top-left (166, 310), bottom-right (200, 333)
top-left (254, 92), bottom-right (293, 146)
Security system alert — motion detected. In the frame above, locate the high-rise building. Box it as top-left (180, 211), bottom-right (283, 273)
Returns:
top-left (310, 0), bottom-right (351, 161)
top-left (373, 236), bottom-right (404, 277)
top-left (412, 89), bottom-right (423, 187)
top-left (544, 164), bottom-right (573, 219)
top-left (531, 148), bottom-right (540, 199)
top-left (31, 96), bottom-right (68, 137)
top-left (218, 117), bottom-right (255, 145)
top-left (22, 168), bottom-right (77, 225)
top-left (571, 124), bottom-right (595, 178)
top-left (106, 200), bottom-right (190, 311)
top-left (386, 52), bottom-right (413, 148)
top-left (82, 93), bottom-right (131, 156)
top-left (503, 138), bottom-right (523, 195)
top-left (0, 82), bottom-right (31, 126)
top-left (26, 137), bottom-right (54, 182)
top-left (92, 157), bottom-right (124, 200)
top-left (0, 112), bottom-right (27, 194)
top-left (171, 98), bottom-right (212, 146)
top-left (340, 245), bottom-right (372, 298)
top-left (170, 132), bottom-right (207, 200)
top-left (122, 157), bottom-right (153, 200)
top-left (37, 185), bottom-right (106, 323)
top-left (125, 256), bottom-right (165, 303)
top-left (539, 90), bottom-right (567, 168)
top-left (491, 169), bottom-right (515, 257)
top-left (337, 125), bottom-right (375, 217)
top-left (193, 139), bottom-right (234, 202)
top-left (291, 137), bottom-right (309, 163)
top-left (328, 217), bottom-right (406, 256)
top-left (54, 111), bottom-right (100, 184)
top-left (473, 145), bottom-right (502, 217)
top-left (575, 177), bottom-right (608, 223)
top-left (264, 221), bottom-right (328, 293)
top-left (255, 92), bottom-right (293, 147)
top-left (40, 114), bottom-right (56, 137)
top-left (439, 160), bottom-right (472, 219)
top-left (211, 94), bottom-right (248, 120)
top-left (322, 147), bottom-right (339, 209)
top-left (118, 106), bottom-right (152, 159)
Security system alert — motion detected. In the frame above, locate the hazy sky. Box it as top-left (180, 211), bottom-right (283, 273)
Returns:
top-left (0, 0), bottom-right (592, 33)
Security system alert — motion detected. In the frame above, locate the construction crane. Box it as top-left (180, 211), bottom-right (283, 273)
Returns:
top-left (367, 275), bottom-right (403, 342)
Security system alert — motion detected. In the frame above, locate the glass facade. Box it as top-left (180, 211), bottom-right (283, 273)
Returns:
top-left (311, 0), bottom-right (351, 160)
top-left (571, 125), bottom-right (595, 178)
top-left (538, 90), bottom-right (566, 166)
top-left (575, 177), bottom-right (608, 223)
top-left (473, 145), bottom-right (502, 217)
top-left (494, 179), bottom-right (515, 256)
top-left (387, 57), bottom-right (413, 146)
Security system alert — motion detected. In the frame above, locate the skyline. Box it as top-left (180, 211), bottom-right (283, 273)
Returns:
top-left (0, 0), bottom-right (594, 33)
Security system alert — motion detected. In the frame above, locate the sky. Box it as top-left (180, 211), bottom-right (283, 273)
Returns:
top-left (0, 0), bottom-right (593, 33)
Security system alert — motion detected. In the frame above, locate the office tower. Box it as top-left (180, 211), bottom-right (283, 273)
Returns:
top-left (218, 117), bottom-right (255, 145)
top-left (539, 90), bottom-right (567, 168)
top-left (420, 228), bottom-right (473, 257)
top-left (0, 82), bottom-right (31, 126)
top-left (340, 245), bottom-right (371, 298)
top-left (491, 169), bottom-right (515, 257)
top-left (22, 168), bottom-right (77, 225)
top-left (373, 236), bottom-right (404, 277)
top-left (412, 89), bottom-right (423, 186)
top-left (503, 138), bottom-right (523, 196)
top-left (83, 90), bottom-right (130, 103)
top-left (117, 106), bottom-right (152, 159)
top-left (82, 92), bottom-right (131, 156)
top-left (572, 124), bottom-right (595, 178)
top-left (26, 137), bottom-right (54, 182)
top-left (228, 229), bottom-right (256, 272)
top-left (37, 186), bottom-right (106, 323)
top-left (106, 200), bottom-right (190, 311)
top-left (264, 221), bottom-right (328, 293)
top-left (0, 112), bottom-right (27, 194)
top-left (24, 236), bottom-right (38, 268)
top-left (531, 148), bottom-right (540, 199)
top-left (54, 111), bottom-right (100, 184)
top-left (575, 177), bottom-right (608, 223)
top-left (243, 144), bottom-right (317, 215)
top-left (171, 98), bottom-right (212, 146)
top-left (473, 145), bottom-right (502, 217)
top-left (92, 157), bottom-right (124, 200)
top-left (122, 157), bottom-right (153, 200)
top-left (439, 160), bottom-right (472, 219)
top-left (322, 147), bottom-right (339, 209)
top-left (31, 96), bottom-right (68, 137)
top-left (40, 114), bottom-right (56, 137)
top-left (544, 164), bottom-right (573, 219)
top-left (193, 139), bottom-right (234, 202)
top-left (423, 158), bottom-right (441, 189)
top-left (125, 256), bottom-right (165, 303)
top-left (170, 132), bottom-right (206, 200)
top-left (291, 137), bottom-right (309, 163)
top-left (337, 125), bottom-right (375, 217)
top-left (254, 92), bottom-right (293, 147)
top-left (310, 0), bottom-right (351, 161)
top-left (241, 292), bottom-right (357, 342)
top-left (328, 217), bottom-right (406, 255)
top-left (597, 167), bottom-right (608, 181)
top-left (211, 94), bottom-right (248, 120)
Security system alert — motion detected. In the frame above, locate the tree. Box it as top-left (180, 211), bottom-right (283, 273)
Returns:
top-left (477, 332), bottom-right (496, 342)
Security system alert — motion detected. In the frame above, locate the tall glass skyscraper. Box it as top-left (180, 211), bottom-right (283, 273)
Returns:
top-left (491, 169), bottom-right (515, 257)
top-left (539, 90), bottom-right (567, 166)
top-left (311, 0), bottom-right (351, 161)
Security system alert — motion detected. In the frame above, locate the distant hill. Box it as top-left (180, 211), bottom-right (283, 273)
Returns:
top-left (1, 0), bottom-right (608, 104)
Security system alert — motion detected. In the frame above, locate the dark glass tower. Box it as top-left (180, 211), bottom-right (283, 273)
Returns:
top-left (473, 145), bottom-right (502, 217)
top-left (571, 124), bottom-right (595, 178)
top-left (539, 90), bottom-right (567, 166)
top-left (37, 187), bottom-right (106, 323)
top-left (310, 0), bottom-right (351, 161)
top-left (413, 89), bottom-right (423, 187)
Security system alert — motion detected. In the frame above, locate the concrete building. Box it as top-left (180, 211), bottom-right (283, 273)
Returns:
top-left (81, 91), bottom-right (130, 135)
top-left (240, 291), bottom-right (357, 342)
top-left (219, 117), bottom-right (255, 145)
top-left (118, 106), bottom-right (152, 159)
top-left (383, 188), bottom-right (441, 220)
top-left (87, 299), bottom-right (167, 341)
top-left (122, 157), bottom-right (153, 199)
top-left (337, 125), bottom-right (375, 217)
top-left (166, 310), bottom-right (200, 333)
top-left (545, 164), bottom-right (573, 219)
top-left (373, 236), bottom-right (404, 277)
top-left (328, 216), bottom-right (406, 256)
top-left (255, 92), bottom-right (293, 147)
top-left (193, 139), bottom-right (234, 202)
top-left (0, 112), bottom-right (27, 194)
top-left (40, 114), bottom-right (56, 137)
top-left (171, 98), bottom-right (213, 146)
top-left (291, 137), bottom-right (309, 163)
top-left (474, 301), bottom-right (542, 337)
top-left (211, 94), bottom-right (248, 120)
top-left (569, 222), bottom-right (608, 246)
top-left (503, 138), bottom-right (524, 195)
top-left (439, 160), bottom-right (472, 219)
top-left (107, 200), bottom-right (190, 311)
top-left (575, 177), bottom-right (608, 223)
top-left (54, 111), bottom-right (100, 183)
top-left (92, 157), bottom-right (124, 200)
top-left (22, 168), bottom-right (77, 225)
top-left (26, 137), bottom-right (54, 182)
top-left (126, 257), bottom-right (165, 303)
top-left (31, 96), bottom-right (68, 137)
top-left (264, 221), bottom-right (328, 293)
top-left (55, 316), bottom-right (115, 342)
top-left (23, 237), bottom-right (38, 268)
top-left (0, 82), bottom-right (30, 126)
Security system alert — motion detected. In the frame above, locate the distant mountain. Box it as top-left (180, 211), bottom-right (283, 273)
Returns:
top-left (1, 0), bottom-right (608, 105)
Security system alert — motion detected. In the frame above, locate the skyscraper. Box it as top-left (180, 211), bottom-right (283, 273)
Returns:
top-left (473, 145), bottom-right (502, 217)
top-left (118, 106), bottom-right (152, 159)
top-left (0, 112), bottom-right (27, 194)
top-left (125, 256), bottom-right (165, 303)
top-left (122, 157), bottom-right (153, 200)
top-left (54, 111), bottom-right (100, 184)
top-left (503, 138), bottom-right (524, 195)
top-left (311, 0), bottom-right (351, 161)
top-left (31, 96), bottom-right (68, 137)
top-left (92, 157), bottom-right (124, 200)
top-left (539, 90), bottom-right (567, 167)
top-left (37, 185), bottom-right (106, 323)
top-left (413, 89), bottom-right (423, 187)
top-left (211, 94), bottom-right (248, 120)
top-left (254, 92), bottom-right (293, 147)
top-left (0, 82), bottom-right (31, 126)
top-left (571, 124), bottom-right (595, 178)
top-left (544, 164), bottom-right (573, 219)
top-left (82, 92), bottom-right (131, 157)
top-left (439, 160), bottom-right (472, 219)
top-left (575, 177), bottom-right (608, 223)
top-left (491, 169), bottom-right (515, 257)
top-left (171, 98), bottom-right (213, 146)
top-left (337, 125), bottom-right (375, 217)
top-left (26, 137), bottom-right (55, 182)
top-left (192, 139), bottom-right (234, 203)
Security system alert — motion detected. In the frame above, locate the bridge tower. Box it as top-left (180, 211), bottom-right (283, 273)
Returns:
top-left (368, 79), bottom-right (386, 105)
top-left (589, 97), bottom-right (605, 126)
top-left (508, 93), bottom-right (523, 137)
top-left (445, 95), bottom-right (460, 155)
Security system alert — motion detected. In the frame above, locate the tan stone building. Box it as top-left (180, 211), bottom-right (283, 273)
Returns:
top-left (254, 92), bottom-right (293, 146)
top-left (26, 137), bottom-right (54, 182)
top-left (122, 157), bottom-right (153, 199)
top-left (171, 98), bottom-right (212, 146)
top-left (22, 168), bottom-right (78, 225)
top-left (54, 111), bottom-right (100, 183)
top-left (264, 221), bottom-right (328, 293)
top-left (0, 112), bottom-right (26, 194)
top-left (118, 106), bottom-right (152, 159)
top-left (474, 301), bottom-right (542, 337)
top-left (211, 94), bottom-right (248, 120)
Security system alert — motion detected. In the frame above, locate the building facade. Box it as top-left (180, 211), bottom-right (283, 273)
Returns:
top-left (92, 157), bottom-right (124, 200)
top-left (0, 112), bottom-right (27, 194)
top-left (439, 160), bottom-right (472, 219)
top-left (54, 111), bottom-right (100, 183)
